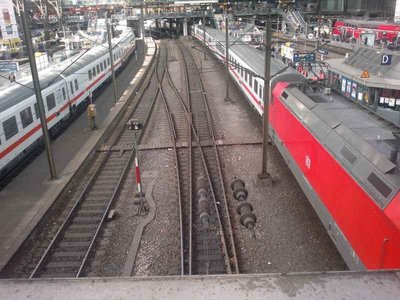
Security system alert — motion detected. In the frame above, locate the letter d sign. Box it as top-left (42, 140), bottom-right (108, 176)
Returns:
top-left (381, 54), bottom-right (392, 65)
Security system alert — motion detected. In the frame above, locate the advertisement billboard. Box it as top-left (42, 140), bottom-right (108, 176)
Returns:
top-left (0, 0), bottom-right (18, 39)
top-left (396, 0), bottom-right (400, 23)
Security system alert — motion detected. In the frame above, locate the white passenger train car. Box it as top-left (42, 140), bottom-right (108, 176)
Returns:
top-left (0, 28), bottom-right (136, 177)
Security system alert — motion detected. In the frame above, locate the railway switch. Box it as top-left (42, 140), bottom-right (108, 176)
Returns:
top-left (237, 202), bottom-right (257, 231)
top-left (232, 178), bottom-right (257, 235)
top-left (197, 176), bottom-right (210, 227)
top-left (127, 119), bottom-right (143, 131)
top-left (231, 178), bottom-right (248, 202)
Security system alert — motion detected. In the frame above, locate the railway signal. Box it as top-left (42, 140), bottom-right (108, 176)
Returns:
top-left (127, 119), bottom-right (146, 214)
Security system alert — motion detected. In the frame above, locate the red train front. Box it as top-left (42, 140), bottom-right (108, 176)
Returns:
top-left (270, 81), bottom-right (400, 269)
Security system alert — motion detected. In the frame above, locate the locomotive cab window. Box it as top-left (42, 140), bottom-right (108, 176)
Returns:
top-left (20, 107), bottom-right (33, 128)
top-left (3, 116), bottom-right (18, 140)
top-left (46, 93), bottom-right (56, 111)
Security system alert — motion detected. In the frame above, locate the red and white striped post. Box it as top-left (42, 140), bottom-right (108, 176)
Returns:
top-left (134, 156), bottom-right (142, 195)
top-left (127, 119), bottom-right (145, 213)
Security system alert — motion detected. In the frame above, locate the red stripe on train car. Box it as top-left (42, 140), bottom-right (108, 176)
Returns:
top-left (0, 59), bottom-right (123, 160)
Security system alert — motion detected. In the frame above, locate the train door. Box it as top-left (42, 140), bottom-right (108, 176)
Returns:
top-left (57, 84), bottom-right (69, 121)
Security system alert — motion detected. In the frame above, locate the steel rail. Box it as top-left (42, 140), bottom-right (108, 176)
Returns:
top-left (30, 43), bottom-right (164, 279)
top-left (162, 41), bottom-right (191, 275)
top-left (164, 40), bottom-right (232, 275)
top-left (178, 41), bottom-right (232, 274)
top-left (195, 50), bottom-right (240, 275)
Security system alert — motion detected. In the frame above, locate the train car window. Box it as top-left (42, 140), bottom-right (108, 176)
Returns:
top-left (107, 58), bottom-right (110, 66)
top-left (62, 87), bottom-right (66, 100)
top-left (92, 67), bottom-right (96, 77)
top-left (88, 70), bottom-right (92, 81)
top-left (249, 74), bottom-right (253, 88)
top-left (100, 63), bottom-right (103, 72)
top-left (74, 79), bottom-right (79, 91)
top-left (245, 71), bottom-right (248, 82)
top-left (70, 82), bottom-right (74, 94)
top-left (34, 103), bottom-right (40, 119)
top-left (20, 107), bottom-right (33, 128)
top-left (103, 60), bottom-right (106, 69)
top-left (259, 86), bottom-right (263, 100)
top-left (3, 116), bottom-right (18, 140)
top-left (46, 93), bottom-right (56, 111)
top-left (254, 80), bottom-right (258, 94)
top-left (96, 65), bottom-right (100, 74)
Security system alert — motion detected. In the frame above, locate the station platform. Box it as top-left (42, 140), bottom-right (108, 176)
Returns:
top-left (0, 271), bottom-right (399, 299)
top-left (326, 47), bottom-right (400, 127)
top-left (0, 37), bottom-right (156, 272)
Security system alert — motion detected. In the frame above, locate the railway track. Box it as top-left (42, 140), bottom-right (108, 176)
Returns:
top-left (29, 43), bottom-right (167, 279)
top-left (160, 39), bottom-right (238, 275)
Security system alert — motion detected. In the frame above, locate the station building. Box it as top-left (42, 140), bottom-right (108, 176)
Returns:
top-left (326, 48), bottom-right (400, 127)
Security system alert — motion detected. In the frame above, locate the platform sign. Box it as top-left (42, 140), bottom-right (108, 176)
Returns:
top-left (0, 60), bottom-right (18, 72)
top-left (318, 49), bottom-right (329, 55)
top-left (381, 54), bottom-right (392, 66)
top-left (361, 70), bottom-right (370, 79)
top-left (293, 53), bottom-right (316, 63)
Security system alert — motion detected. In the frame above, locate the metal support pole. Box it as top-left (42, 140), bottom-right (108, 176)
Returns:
top-left (258, 17), bottom-right (272, 185)
top-left (224, 16), bottom-right (231, 102)
top-left (304, 22), bottom-right (308, 51)
top-left (20, 1), bottom-right (57, 179)
top-left (203, 14), bottom-right (207, 60)
top-left (140, 0), bottom-right (145, 38)
top-left (107, 18), bottom-right (118, 103)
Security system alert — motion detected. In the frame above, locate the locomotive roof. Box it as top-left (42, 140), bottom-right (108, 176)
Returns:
top-left (204, 27), bottom-right (291, 77)
top-left (288, 86), bottom-right (400, 186)
top-left (0, 29), bottom-right (134, 115)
